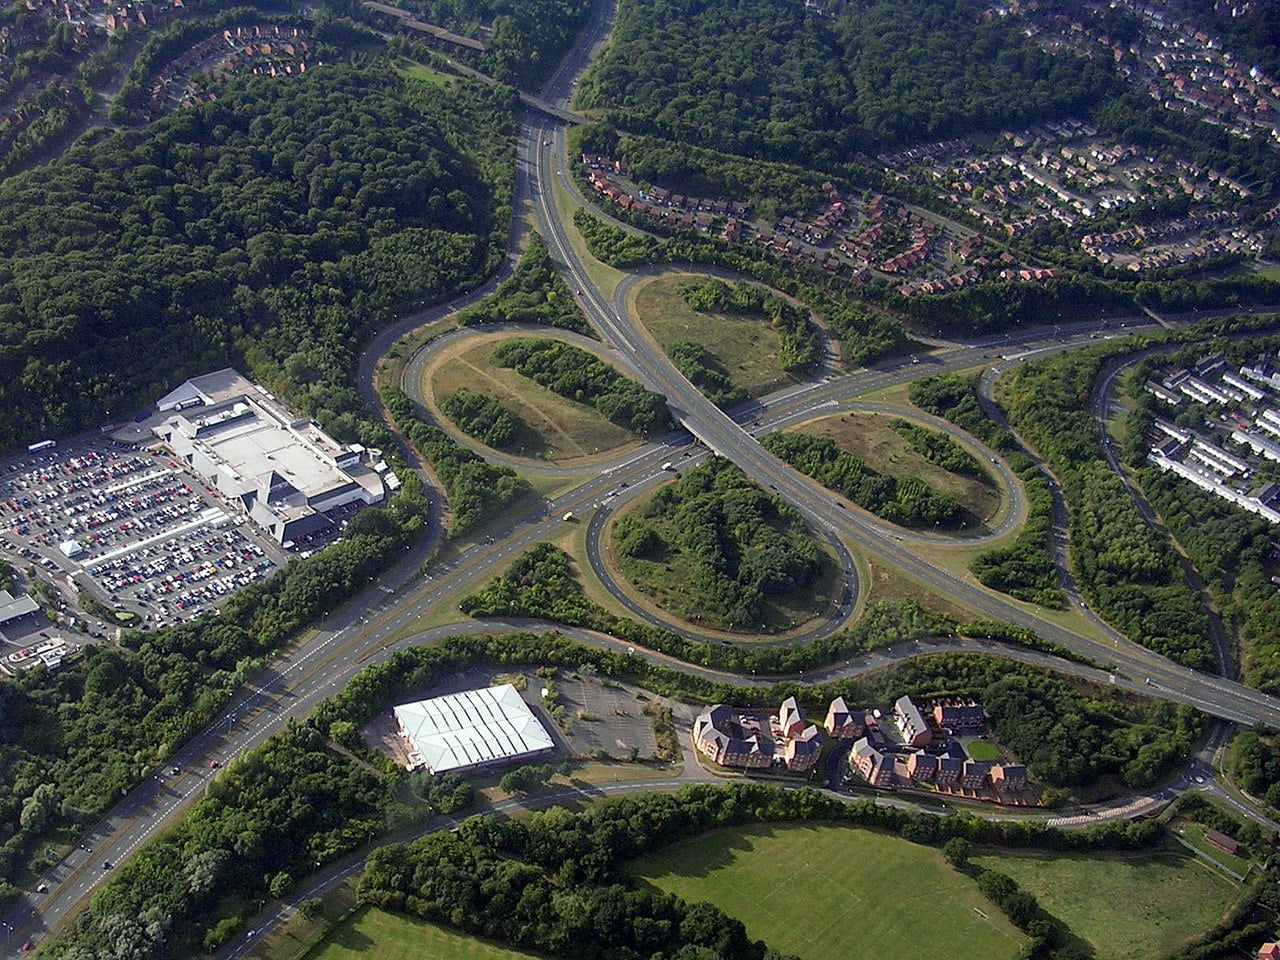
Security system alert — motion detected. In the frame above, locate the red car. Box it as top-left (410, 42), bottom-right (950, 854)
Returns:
top-left (22, 940), bottom-right (34, 951)
top-left (209, 760), bottom-right (220, 769)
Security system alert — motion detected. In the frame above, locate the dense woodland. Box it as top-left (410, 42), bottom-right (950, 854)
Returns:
top-left (355, 0), bottom-right (591, 89)
top-left (1229, 730), bottom-right (1280, 814)
top-left (666, 338), bottom-right (749, 408)
top-left (577, 0), bottom-right (1113, 167)
top-left (0, 481), bottom-right (429, 906)
top-left (909, 374), bottom-right (1062, 607)
top-left (0, 64), bottom-right (516, 453)
top-left (762, 432), bottom-right (964, 528)
top-left (456, 232), bottom-right (592, 335)
top-left (1137, 467), bottom-right (1280, 693)
top-left (613, 457), bottom-right (822, 630)
top-left (891, 419), bottom-right (984, 478)
top-left (492, 337), bottom-right (672, 435)
top-left (439, 389), bottom-right (521, 447)
top-left (1002, 346), bottom-right (1213, 667)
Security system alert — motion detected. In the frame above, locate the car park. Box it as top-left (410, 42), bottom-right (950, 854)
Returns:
top-left (0, 443), bottom-right (282, 632)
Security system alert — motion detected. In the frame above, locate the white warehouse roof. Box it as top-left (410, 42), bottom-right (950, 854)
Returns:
top-left (393, 684), bottom-right (554, 774)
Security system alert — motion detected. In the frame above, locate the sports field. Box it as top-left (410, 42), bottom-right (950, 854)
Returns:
top-left (973, 849), bottom-right (1239, 960)
top-left (630, 824), bottom-right (1025, 960)
top-left (305, 906), bottom-right (543, 960)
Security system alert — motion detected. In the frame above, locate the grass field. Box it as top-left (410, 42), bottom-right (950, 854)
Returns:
top-left (396, 58), bottom-right (454, 87)
top-left (426, 337), bottom-right (638, 462)
top-left (972, 849), bottom-right (1239, 960)
top-left (795, 411), bottom-right (1003, 529)
top-left (305, 906), bottom-right (543, 960)
top-left (964, 739), bottom-right (999, 761)
top-left (633, 273), bottom-right (795, 399)
top-left (1171, 819), bottom-right (1253, 877)
top-left (631, 824), bottom-right (1026, 960)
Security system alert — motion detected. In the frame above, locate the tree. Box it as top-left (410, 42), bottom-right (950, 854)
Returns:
top-left (298, 898), bottom-right (323, 921)
top-left (268, 871), bottom-right (294, 898)
top-left (943, 836), bottom-right (972, 868)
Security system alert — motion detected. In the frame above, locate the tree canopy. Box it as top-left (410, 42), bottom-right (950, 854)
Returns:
top-left (0, 64), bottom-right (515, 451)
top-left (578, 0), bottom-right (1115, 167)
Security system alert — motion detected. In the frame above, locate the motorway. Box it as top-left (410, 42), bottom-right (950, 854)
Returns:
top-left (524, 100), bottom-right (1280, 727)
top-left (6, 0), bottom-right (1280, 952)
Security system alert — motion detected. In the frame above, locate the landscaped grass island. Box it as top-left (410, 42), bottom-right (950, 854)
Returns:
top-left (609, 457), bottom-right (840, 633)
top-left (426, 335), bottom-right (641, 463)
top-left (632, 272), bottom-right (803, 403)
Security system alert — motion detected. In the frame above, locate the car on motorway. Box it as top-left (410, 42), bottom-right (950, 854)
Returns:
top-left (102, 860), bottom-right (112, 870)
top-left (22, 940), bottom-right (33, 952)
top-left (169, 766), bottom-right (181, 775)
top-left (209, 759), bottom-right (220, 769)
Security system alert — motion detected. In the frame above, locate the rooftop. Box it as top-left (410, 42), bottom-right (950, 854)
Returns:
top-left (393, 684), bottom-right (554, 774)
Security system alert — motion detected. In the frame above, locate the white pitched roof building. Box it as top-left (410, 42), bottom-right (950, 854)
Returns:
top-left (392, 684), bottom-right (554, 774)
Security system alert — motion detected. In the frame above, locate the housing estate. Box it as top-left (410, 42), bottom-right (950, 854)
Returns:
top-left (845, 696), bottom-right (1030, 799)
top-left (692, 697), bottom-right (823, 773)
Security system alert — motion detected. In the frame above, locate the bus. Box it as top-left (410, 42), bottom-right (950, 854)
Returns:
top-left (27, 439), bottom-right (56, 453)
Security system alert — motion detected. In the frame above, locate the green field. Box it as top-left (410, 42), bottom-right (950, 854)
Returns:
top-left (396, 58), bottom-right (455, 87)
top-left (973, 849), bottom-right (1239, 960)
top-left (305, 906), bottom-right (544, 960)
top-left (964, 739), bottom-right (999, 761)
top-left (1172, 819), bottom-right (1253, 877)
top-left (795, 411), bottom-right (1003, 528)
top-left (427, 337), bottom-right (638, 462)
top-left (633, 273), bottom-right (795, 399)
top-left (631, 824), bottom-right (1025, 960)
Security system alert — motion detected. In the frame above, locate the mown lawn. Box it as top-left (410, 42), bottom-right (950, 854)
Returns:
top-left (630, 824), bottom-right (1026, 960)
top-left (305, 906), bottom-right (546, 960)
top-left (973, 848), bottom-right (1239, 960)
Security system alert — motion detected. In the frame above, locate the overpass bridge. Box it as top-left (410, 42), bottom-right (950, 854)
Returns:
top-left (364, 0), bottom-right (586, 125)
top-left (519, 93), bottom-right (585, 125)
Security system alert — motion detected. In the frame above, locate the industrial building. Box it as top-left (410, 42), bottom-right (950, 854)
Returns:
top-left (392, 684), bottom-right (555, 774)
top-left (152, 370), bottom-right (390, 545)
